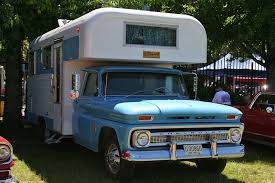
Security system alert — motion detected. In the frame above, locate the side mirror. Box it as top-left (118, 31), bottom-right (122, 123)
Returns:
top-left (70, 73), bottom-right (80, 100)
top-left (266, 107), bottom-right (273, 113)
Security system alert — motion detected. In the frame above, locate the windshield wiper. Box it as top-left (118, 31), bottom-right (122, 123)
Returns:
top-left (126, 87), bottom-right (177, 98)
top-left (153, 87), bottom-right (173, 95)
top-left (125, 90), bottom-right (148, 98)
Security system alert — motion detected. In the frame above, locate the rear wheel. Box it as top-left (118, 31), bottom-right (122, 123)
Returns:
top-left (104, 134), bottom-right (135, 179)
top-left (38, 118), bottom-right (51, 143)
top-left (196, 159), bottom-right (227, 174)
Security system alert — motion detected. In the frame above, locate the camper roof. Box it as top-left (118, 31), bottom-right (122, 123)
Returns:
top-left (30, 8), bottom-right (207, 64)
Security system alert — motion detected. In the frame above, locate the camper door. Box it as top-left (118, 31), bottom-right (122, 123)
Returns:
top-left (53, 42), bottom-right (62, 132)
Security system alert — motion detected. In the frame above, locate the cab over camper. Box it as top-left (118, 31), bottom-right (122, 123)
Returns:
top-left (26, 8), bottom-right (244, 178)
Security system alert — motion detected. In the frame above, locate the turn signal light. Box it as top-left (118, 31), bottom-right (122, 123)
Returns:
top-left (226, 115), bottom-right (238, 120)
top-left (138, 115), bottom-right (154, 121)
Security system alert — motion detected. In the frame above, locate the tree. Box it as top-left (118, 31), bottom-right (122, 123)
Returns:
top-left (0, 0), bottom-right (103, 131)
top-left (195, 0), bottom-right (275, 89)
top-left (140, 0), bottom-right (275, 89)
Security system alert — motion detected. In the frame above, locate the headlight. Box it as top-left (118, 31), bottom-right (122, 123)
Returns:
top-left (132, 130), bottom-right (151, 148)
top-left (230, 128), bottom-right (242, 143)
top-left (0, 145), bottom-right (11, 162)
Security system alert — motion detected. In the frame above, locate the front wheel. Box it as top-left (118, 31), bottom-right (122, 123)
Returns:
top-left (196, 159), bottom-right (227, 174)
top-left (104, 136), bottom-right (135, 179)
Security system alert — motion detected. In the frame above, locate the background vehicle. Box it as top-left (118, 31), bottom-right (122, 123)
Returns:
top-left (237, 91), bottom-right (275, 146)
top-left (26, 8), bottom-right (244, 178)
top-left (0, 136), bottom-right (16, 183)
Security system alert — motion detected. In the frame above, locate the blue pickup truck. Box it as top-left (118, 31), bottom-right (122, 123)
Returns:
top-left (26, 8), bottom-right (244, 179)
top-left (72, 66), bottom-right (244, 178)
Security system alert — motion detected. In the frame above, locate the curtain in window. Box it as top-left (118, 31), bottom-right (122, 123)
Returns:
top-left (126, 25), bottom-right (176, 47)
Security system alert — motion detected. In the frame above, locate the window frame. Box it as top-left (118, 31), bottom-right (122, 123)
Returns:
top-left (82, 72), bottom-right (99, 97)
top-left (42, 45), bottom-right (53, 69)
top-left (123, 22), bottom-right (179, 49)
top-left (101, 71), bottom-right (187, 97)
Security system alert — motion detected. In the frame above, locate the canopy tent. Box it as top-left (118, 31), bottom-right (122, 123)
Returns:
top-left (195, 53), bottom-right (266, 77)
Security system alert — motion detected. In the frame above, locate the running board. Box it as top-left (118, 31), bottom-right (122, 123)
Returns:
top-left (45, 133), bottom-right (73, 144)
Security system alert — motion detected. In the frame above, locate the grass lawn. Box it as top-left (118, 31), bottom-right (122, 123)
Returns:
top-left (9, 128), bottom-right (275, 183)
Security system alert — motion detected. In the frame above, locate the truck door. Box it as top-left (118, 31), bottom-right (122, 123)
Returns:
top-left (74, 72), bottom-right (98, 147)
top-left (259, 94), bottom-right (275, 143)
top-left (245, 94), bottom-right (271, 142)
top-left (53, 42), bottom-right (62, 132)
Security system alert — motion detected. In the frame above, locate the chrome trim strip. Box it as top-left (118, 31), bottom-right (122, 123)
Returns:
top-left (151, 130), bottom-right (229, 136)
top-left (245, 131), bottom-right (275, 139)
top-left (149, 140), bottom-right (231, 146)
top-left (248, 92), bottom-right (262, 109)
top-left (128, 123), bottom-right (244, 148)
top-left (132, 124), bottom-right (244, 130)
top-left (243, 137), bottom-right (275, 147)
top-left (0, 170), bottom-right (10, 173)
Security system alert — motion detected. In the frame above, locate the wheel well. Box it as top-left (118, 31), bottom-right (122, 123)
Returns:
top-left (98, 127), bottom-right (117, 153)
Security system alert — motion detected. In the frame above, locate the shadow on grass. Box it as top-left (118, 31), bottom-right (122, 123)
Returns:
top-left (12, 128), bottom-right (250, 183)
top-left (234, 140), bottom-right (275, 165)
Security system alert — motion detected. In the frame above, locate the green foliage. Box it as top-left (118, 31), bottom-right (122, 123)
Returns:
top-left (0, 0), bottom-right (275, 127)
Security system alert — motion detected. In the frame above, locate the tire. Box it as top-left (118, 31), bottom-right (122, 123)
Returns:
top-left (103, 134), bottom-right (135, 179)
top-left (196, 159), bottom-right (227, 174)
top-left (38, 118), bottom-right (51, 143)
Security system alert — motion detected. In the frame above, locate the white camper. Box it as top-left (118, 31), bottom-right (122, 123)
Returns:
top-left (27, 8), bottom-right (207, 136)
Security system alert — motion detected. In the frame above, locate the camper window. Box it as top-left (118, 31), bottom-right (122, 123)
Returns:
top-left (42, 46), bottom-right (52, 69)
top-left (126, 24), bottom-right (177, 47)
top-left (83, 73), bottom-right (98, 97)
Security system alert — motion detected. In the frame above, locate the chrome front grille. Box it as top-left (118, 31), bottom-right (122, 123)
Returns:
top-left (150, 130), bottom-right (230, 146)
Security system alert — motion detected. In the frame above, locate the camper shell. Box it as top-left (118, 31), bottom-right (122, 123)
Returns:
top-left (26, 8), bottom-right (244, 178)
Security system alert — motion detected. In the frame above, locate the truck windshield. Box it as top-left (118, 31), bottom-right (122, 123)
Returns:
top-left (102, 72), bottom-right (188, 97)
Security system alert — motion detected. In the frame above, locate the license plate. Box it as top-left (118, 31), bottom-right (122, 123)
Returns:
top-left (184, 145), bottom-right (203, 156)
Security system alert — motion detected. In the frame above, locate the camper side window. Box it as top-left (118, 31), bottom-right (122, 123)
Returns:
top-left (83, 73), bottom-right (98, 97)
top-left (42, 46), bottom-right (52, 69)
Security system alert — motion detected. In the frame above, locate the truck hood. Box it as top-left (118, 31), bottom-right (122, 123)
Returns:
top-left (81, 99), bottom-right (242, 123)
top-left (113, 100), bottom-right (242, 121)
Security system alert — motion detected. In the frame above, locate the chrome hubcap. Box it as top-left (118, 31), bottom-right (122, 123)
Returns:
top-left (106, 143), bottom-right (120, 174)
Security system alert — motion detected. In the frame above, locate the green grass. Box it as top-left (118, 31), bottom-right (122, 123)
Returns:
top-left (9, 128), bottom-right (275, 183)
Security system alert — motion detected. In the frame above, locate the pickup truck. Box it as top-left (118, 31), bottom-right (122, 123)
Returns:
top-left (72, 66), bottom-right (245, 178)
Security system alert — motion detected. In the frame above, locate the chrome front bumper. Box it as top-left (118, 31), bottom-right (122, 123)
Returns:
top-left (123, 144), bottom-right (245, 161)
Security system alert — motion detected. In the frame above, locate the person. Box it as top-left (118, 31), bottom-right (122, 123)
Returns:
top-left (212, 85), bottom-right (231, 105)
